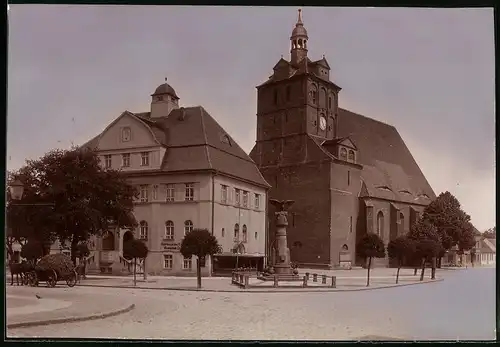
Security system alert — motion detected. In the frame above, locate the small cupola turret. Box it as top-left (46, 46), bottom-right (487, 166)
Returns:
top-left (150, 77), bottom-right (179, 118)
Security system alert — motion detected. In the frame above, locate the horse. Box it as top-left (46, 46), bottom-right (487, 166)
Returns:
top-left (9, 260), bottom-right (32, 286)
top-left (75, 263), bottom-right (86, 283)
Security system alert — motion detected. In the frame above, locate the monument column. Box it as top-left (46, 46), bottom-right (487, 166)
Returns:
top-left (273, 211), bottom-right (293, 275)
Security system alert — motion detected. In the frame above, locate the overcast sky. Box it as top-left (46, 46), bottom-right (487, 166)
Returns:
top-left (7, 6), bottom-right (495, 231)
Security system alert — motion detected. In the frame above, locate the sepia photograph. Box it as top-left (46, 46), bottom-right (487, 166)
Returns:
top-left (5, 4), bottom-right (496, 341)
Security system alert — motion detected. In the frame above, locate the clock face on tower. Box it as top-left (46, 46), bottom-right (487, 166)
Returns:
top-left (319, 116), bottom-right (327, 130)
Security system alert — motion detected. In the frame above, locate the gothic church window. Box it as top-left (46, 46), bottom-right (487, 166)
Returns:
top-left (286, 85), bottom-right (291, 101)
top-left (320, 88), bottom-right (327, 108)
top-left (377, 211), bottom-right (384, 237)
top-left (273, 89), bottom-right (278, 105)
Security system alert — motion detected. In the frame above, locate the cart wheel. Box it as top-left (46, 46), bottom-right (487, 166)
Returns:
top-left (28, 271), bottom-right (39, 287)
top-left (46, 269), bottom-right (57, 288)
top-left (66, 270), bottom-right (77, 287)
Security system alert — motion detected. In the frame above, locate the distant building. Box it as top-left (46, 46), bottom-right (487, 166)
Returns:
top-left (82, 81), bottom-right (269, 276)
top-left (250, 9), bottom-right (436, 268)
top-left (472, 236), bottom-right (496, 266)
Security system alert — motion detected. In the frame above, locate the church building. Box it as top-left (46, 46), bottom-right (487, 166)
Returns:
top-left (249, 10), bottom-right (436, 268)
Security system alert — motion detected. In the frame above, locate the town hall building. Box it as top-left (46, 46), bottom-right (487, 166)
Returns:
top-left (81, 82), bottom-right (270, 276)
top-left (249, 9), bottom-right (436, 268)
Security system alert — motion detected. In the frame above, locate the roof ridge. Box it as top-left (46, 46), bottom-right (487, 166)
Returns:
top-left (339, 108), bottom-right (397, 129)
top-left (199, 106), bottom-right (213, 169)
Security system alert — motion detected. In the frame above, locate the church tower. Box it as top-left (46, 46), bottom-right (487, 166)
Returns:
top-left (252, 9), bottom-right (342, 168)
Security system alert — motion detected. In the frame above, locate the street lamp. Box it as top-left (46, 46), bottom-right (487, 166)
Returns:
top-left (8, 180), bottom-right (55, 206)
top-left (9, 179), bottom-right (24, 201)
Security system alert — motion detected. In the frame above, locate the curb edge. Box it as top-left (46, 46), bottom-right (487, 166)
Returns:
top-left (76, 277), bottom-right (444, 293)
top-left (7, 303), bottom-right (135, 329)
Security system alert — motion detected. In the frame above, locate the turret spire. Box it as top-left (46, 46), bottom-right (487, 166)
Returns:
top-left (290, 8), bottom-right (309, 65)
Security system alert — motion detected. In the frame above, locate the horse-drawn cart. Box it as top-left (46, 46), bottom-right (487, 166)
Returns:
top-left (27, 253), bottom-right (78, 288)
top-left (27, 268), bottom-right (78, 287)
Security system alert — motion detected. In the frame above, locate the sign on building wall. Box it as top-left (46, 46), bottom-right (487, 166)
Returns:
top-left (161, 242), bottom-right (181, 252)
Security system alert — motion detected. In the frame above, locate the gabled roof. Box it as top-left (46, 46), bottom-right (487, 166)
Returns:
top-left (257, 56), bottom-right (341, 90)
top-left (82, 106), bottom-right (270, 188)
top-left (323, 136), bottom-right (357, 150)
top-left (479, 238), bottom-right (496, 253)
top-left (312, 57), bottom-right (331, 69)
top-left (273, 58), bottom-right (291, 70)
top-left (337, 108), bottom-right (436, 204)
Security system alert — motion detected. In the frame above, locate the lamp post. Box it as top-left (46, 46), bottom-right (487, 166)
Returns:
top-left (8, 179), bottom-right (55, 206)
top-left (8, 179), bottom-right (55, 256)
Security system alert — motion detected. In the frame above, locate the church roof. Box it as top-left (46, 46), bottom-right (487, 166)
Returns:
top-left (336, 108), bottom-right (436, 204)
top-left (82, 107), bottom-right (269, 189)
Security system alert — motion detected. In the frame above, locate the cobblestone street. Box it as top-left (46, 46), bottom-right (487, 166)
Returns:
top-left (6, 268), bottom-right (496, 340)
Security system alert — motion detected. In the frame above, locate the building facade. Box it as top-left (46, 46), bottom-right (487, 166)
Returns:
top-left (250, 10), bottom-right (436, 268)
top-left (82, 82), bottom-right (270, 276)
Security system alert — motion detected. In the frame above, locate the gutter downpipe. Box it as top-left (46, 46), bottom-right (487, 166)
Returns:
top-left (210, 170), bottom-right (216, 277)
top-left (265, 189), bottom-right (269, 269)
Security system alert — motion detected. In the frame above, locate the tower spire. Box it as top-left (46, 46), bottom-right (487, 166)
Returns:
top-left (290, 8), bottom-right (309, 65)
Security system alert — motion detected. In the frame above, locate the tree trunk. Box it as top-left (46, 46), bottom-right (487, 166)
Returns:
top-left (143, 257), bottom-right (147, 281)
top-left (414, 267), bottom-right (417, 276)
top-left (133, 258), bottom-right (137, 286)
top-left (430, 257), bottom-right (436, 279)
top-left (82, 258), bottom-right (87, 279)
top-left (366, 257), bottom-right (372, 287)
top-left (420, 258), bottom-right (426, 281)
top-left (70, 238), bottom-right (78, 265)
top-left (396, 261), bottom-right (401, 284)
top-left (197, 257), bottom-right (202, 289)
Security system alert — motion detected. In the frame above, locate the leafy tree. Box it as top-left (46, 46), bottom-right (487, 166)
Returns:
top-left (409, 218), bottom-right (440, 278)
top-left (421, 191), bottom-right (474, 266)
top-left (415, 238), bottom-right (441, 281)
top-left (180, 228), bottom-right (222, 289)
top-left (7, 148), bottom-right (138, 265)
top-left (123, 239), bottom-right (149, 286)
top-left (20, 239), bottom-right (44, 265)
top-left (482, 227), bottom-right (496, 239)
top-left (388, 236), bottom-right (416, 284)
top-left (356, 233), bottom-right (386, 287)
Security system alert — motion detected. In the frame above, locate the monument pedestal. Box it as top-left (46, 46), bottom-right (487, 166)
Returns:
top-left (258, 209), bottom-right (299, 282)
